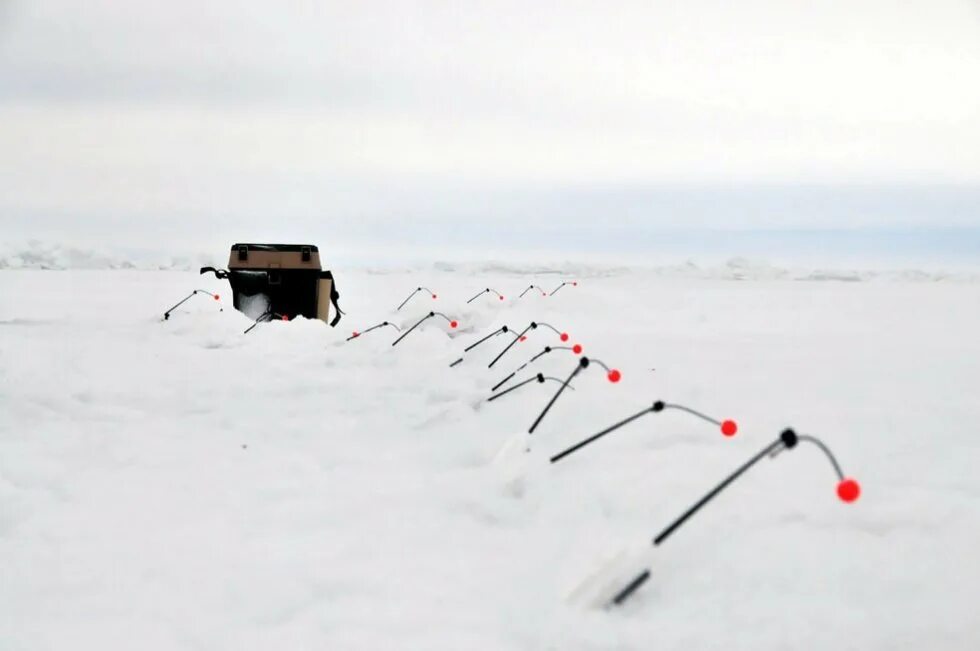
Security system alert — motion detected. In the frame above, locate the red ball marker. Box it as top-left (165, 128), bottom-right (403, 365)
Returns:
top-left (607, 369), bottom-right (622, 383)
top-left (837, 478), bottom-right (861, 503)
top-left (572, 344), bottom-right (583, 354)
top-left (499, 295), bottom-right (505, 300)
top-left (560, 332), bottom-right (569, 342)
top-left (281, 315), bottom-right (289, 321)
top-left (450, 320), bottom-right (458, 329)
top-left (721, 420), bottom-right (738, 437)
top-left (213, 294), bottom-right (220, 301)
top-left (572, 281), bottom-right (578, 286)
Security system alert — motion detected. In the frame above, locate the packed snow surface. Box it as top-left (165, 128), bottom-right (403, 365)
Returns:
top-left (1, 268), bottom-right (978, 649)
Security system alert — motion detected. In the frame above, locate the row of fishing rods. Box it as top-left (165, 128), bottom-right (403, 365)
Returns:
top-left (343, 282), bottom-right (861, 608)
top-left (163, 278), bottom-right (861, 608)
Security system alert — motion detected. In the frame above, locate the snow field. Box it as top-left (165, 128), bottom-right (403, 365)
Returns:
top-left (1, 268), bottom-right (978, 649)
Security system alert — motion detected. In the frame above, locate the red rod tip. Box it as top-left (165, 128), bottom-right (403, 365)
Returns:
top-left (721, 420), bottom-right (738, 437)
top-left (560, 332), bottom-right (569, 342)
top-left (607, 369), bottom-right (622, 383)
top-left (450, 320), bottom-right (458, 329)
top-left (572, 281), bottom-right (578, 286)
top-left (837, 478), bottom-right (861, 503)
top-left (499, 295), bottom-right (504, 300)
top-left (352, 331), bottom-right (359, 338)
top-left (572, 344), bottom-right (583, 354)
top-left (432, 294), bottom-right (437, 299)
top-left (519, 336), bottom-right (527, 342)
top-left (281, 315), bottom-right (289, 321)
top-left (213, 294), bottom-right (220, 301)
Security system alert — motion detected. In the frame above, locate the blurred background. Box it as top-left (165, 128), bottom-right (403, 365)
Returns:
top-left (0, 0), bottom-right (978, 268)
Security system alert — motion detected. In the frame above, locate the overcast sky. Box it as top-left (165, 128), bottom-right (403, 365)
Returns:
top-left (1, 0), bottom-right (978, 263)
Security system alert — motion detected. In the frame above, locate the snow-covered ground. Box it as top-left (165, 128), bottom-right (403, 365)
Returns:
top-left (1, 267), bottom-right (978, 649)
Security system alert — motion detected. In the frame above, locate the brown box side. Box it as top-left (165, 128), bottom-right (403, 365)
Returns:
top-left (316, 278), bottom-right (333, 324)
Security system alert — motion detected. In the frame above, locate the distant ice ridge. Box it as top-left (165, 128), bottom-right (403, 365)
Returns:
top-left (0, 241), bottom-right (219, 271)
top-left (416, 258), bottom-right (979, 283)
top-left (1, 241), bottom-right (976, 282)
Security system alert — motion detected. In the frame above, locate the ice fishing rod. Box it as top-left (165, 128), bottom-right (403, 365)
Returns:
top-left (601, 428), bottom-right (860, 607)
top-left (491, 344), bottom-right (583, 392)
top-left (243, 310), bottom-right (287, 334)
top-left (518, 285), bottom-right (547, 298)
top-left (347, 321), bottom-right (401, 341)
top-left (448, 325), bottom-right (514, 367)
top-left (466, 288), bottom-right (505, 304)
top-left (550, 401), bottom-right (737, 463)
top-left (487, 321), bottom-right (570, 368)
top-left (162, 289), bottom-right (222, 320)
top-left (549, 280), bottom-right (578, 296)
top-left (397, 287), bottom-right (437, 311)
top-left (528, 356), bottom-right (621, 434)
top-left (391, 311), bottom-right (458, 347)
top-left (487, 373), bottom-right (575, 402)
top-left (465, 325), bottom-right (513, 353)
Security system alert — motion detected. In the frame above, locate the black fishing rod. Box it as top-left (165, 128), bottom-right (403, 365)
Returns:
top-left (396, 287), bottom-right (437, 311)
top-left (448, 325), bottom-right (514, 368)
top-left (518, 285), bottom-right (547, 298)
top-left (491, 344), bottom-right (583, 392)
top-left (347, 321), bottom-right (401, 342)
top-left (527, 356), bottom-right (621, 434)
top-left (162, 289), bottom-right (222, 320)
top-left (466, 288), bottom-right (506, 304)
top-left (487, 373), bottom-right (575, 402)
top-left (391, 311), bottom-right (458, 347)
top-left (600, 429), bottom-right (860, 607)
top-left (550, 401), bottom-right (737, 463)
top-left (548, 280), bottom-right (577, 296)
top-left (487, 321), bottom-right (569, 369)
top-left (243, 310), bottom-right (287, 334)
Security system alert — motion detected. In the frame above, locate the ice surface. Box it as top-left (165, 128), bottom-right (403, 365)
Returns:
top-left (1, 268), bottom-right (978, 649)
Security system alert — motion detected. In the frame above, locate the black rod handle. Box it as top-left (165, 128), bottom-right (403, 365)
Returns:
top-left (550, 406), bottom-right (655, 463)
top-left (391, 312), bottom-right (433, 346)
top-left (493, 346), bottom-right (552, 391)
top-left (528, 357), bottom-right (587, 434)
top-left (611, 570), bottom-right (651, 606)
top-left (243, 310), bottom-right (280, 334)
top-left (163, 290), bottom-right (220, 320)
top-left (396, 288), bottom-right (421, 311)
top-left (464, 325), bottom-right (509, 352)
top-left (491, 371), bottom-right (517, 392)
top-left (488, 322), bottom-right (535, 368)
top-left (487, 374), bottom-right (542, 402)
top-left (652, 438), bottom-right (785, 546)
top-left (163, 291), bottom-right (197, 319)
